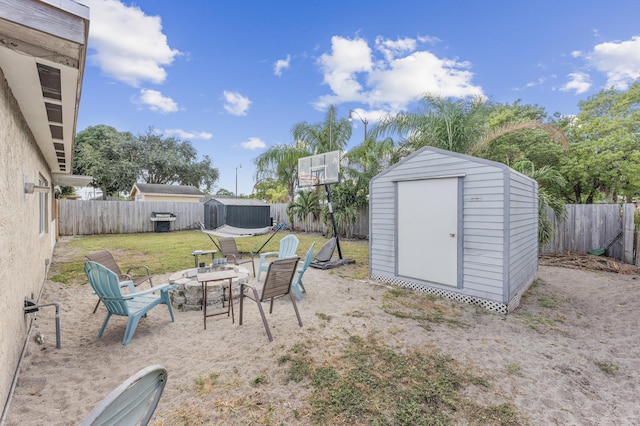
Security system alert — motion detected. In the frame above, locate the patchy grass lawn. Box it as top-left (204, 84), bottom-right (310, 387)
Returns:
top-left (50, 230), bottom-right (369, 286)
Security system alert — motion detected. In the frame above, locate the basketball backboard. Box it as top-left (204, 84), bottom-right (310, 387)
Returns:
top-left (297, 150), bottom-right (340, 187)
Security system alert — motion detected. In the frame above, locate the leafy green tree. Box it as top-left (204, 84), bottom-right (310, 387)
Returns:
top-left (265, 186), bottom-right (289, 203)
top-left (216, 188), bottom-right (233, 196)
top-left (473, 101), bottom-right (567, 169)
top-left (73, 125), bottom-right (140, 199)
top-left (57, 186), bottom-right (76, 198)
top-left (557, 82), bottom-right (640, 203)
top-left (136, 128), bottom-right (219, 191)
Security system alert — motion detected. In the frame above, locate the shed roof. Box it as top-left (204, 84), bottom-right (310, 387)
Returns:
top-left (130, 183), bottom-right (204, 197)
top-left (371, 145), bottom-right (531, 183)
top-left (205, 197), bottom-right (268, 206)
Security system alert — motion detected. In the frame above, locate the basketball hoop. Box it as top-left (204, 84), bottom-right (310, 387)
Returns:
top-left (298, 174), bottom-right (320, 187)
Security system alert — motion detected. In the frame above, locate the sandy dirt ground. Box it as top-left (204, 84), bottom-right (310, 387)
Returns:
top-left (4, 257), bottom-right (640, 425)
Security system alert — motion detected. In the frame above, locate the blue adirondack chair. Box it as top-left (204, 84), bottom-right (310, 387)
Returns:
top-left (80, 365), bottom-right (168, 425)
top-left (291, 242), bottom-right (315, 301)
top-left (257, 235), bottom-right (299, 281)
top-left (84, 261), bottom-right (177, 345)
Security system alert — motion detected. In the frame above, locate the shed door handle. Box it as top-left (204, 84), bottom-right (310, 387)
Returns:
top-left (449, 233), bottom-right (455, 237)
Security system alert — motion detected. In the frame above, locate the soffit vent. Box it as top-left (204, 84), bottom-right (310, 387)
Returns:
top-left (49, 124), bottom-right (63, 139)
top-left (45, 102), bottom-right (62, 123)
top-left (36, 63), bottom-right (61, 101)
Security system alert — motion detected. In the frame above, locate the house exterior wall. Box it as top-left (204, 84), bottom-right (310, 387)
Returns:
top-left (369, 146), bottom-right (537, 312)
top-left (0, 67), bottom-right (55, 411)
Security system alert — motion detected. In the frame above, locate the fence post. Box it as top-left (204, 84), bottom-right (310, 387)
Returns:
top-left (623, 203), bottom-right (635, 265)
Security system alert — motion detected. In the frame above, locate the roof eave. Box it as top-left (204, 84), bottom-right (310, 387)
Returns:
top-left (0, 0), bottom-right (89, 175)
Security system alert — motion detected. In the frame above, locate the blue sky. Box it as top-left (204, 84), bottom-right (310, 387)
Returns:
top-left (75, 0), bottom-right (640, 195)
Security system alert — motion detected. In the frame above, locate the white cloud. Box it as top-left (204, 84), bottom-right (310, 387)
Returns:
top-left (316, 36), bottom-right (373, 105)
top-left (522, 77), bottom-right (546, 89)
top-left (135, 89), bottom-right (179, 113)
top-left (240, 137), bottom-right (266, 150)
top-left (163, 129), bottom-right (213, 140)
top-left (375, 36), bottom-right (417, 62)
top-left (82, 0), bottom-right (181, 86)
top-left (314, 36), bottom-right (483, 112)
top-left (274, 55), bottom-right (291, 76)
top-left (587, 36), bottom-right (640, 90)
top-left (223, 91), bottom-right (252, 116)
top-left (560, 72), bottom-right (592, 94)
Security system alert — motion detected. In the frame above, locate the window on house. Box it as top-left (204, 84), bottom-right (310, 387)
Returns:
top-left (39, 175), bottom-right (48, 234)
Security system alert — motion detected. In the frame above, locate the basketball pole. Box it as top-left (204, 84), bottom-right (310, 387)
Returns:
top-left (325, 183), bottom-right (344, 259)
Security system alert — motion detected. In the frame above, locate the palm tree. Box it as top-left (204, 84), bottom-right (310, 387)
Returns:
top-left (372, 95), bottom-right (490, 160)
top-left (254, 106), bottom-right (352, 201)
top-left (512, 160), bottom-right (567, 245)
top-left (342, 136), bottom-right (395, 195)
top-left (468, 120), bottom-right (568, 156)
top-left (286, 190), bottom-right (321, 231)
top-left (371, 95), bottom-right (568, 161)
top-left (292, 105), bottom-right (352, 154)
top-left (253, 143), bottom-right (307, 201)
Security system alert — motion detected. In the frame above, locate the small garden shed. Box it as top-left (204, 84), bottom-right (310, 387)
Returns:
top-left (204, 197), bottom-right (271, 230)
top-left (369, 146), bottom-right (539, 313)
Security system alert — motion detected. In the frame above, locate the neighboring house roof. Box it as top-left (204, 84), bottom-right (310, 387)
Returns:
top-left (130, 183), bottom-right (205, 198)
top-left (0, 0), bottom-right (89, 183)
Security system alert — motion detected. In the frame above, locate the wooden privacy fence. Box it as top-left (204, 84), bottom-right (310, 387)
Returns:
top-left (269, 203), bottom-right (369, 238)
top-left (57, 200), bottom-right (370, 238)
top-left (57, 200), bottom-right (204, 235)
top-left (539, 203), bottom-right (635, 264)
top-left (58, 200), bottom-right (636, 264)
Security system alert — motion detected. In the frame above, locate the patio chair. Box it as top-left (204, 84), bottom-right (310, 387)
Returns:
top-left (86, 250), bottom-right (153, 313)
top-left (256, 234), bottom-right (299, 281)
top-left (219, 236), bottom-right (256, 276)
top-left (291, 242), bottom-right (315, 301)
top-left (239, 257), bottom-right (301, 342)
top-left (80, 365), bottom-right (168, 426)
top-left (84, 261), bottom-right (176, 345)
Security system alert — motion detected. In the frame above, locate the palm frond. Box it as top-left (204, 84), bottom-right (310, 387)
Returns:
top-left (469, 120), bottom-right (568, 155)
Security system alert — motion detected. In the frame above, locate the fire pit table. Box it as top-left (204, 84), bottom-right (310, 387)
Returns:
top-left (169, 266), bottom-right (250, 315)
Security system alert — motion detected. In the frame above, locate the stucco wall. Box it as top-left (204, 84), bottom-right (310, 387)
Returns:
top-left (0, 67), bottom-right (54, 413)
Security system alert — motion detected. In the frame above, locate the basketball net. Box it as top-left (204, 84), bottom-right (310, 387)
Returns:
top-left (298, 174), bottom-right (320, 187)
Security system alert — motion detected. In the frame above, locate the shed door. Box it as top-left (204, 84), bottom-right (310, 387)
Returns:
top-left (397, 178), bottom-right (458, 287)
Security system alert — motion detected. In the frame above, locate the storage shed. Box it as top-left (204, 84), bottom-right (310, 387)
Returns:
top-left (204, 197), bottom-right (271, 230)
top-left (369, 146), bottom-right (539, 313)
